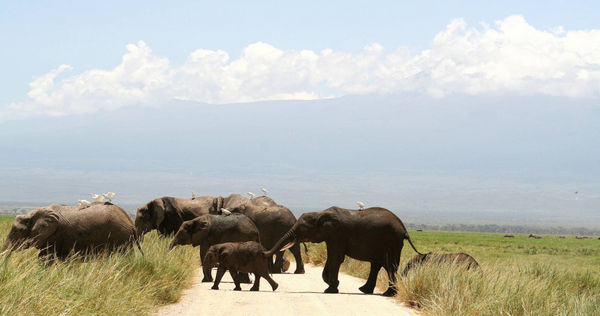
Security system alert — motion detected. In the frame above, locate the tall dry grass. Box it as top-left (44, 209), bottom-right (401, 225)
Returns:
top-left (0, 217), bottom-right (199, 316)
top-left (301, 231), bottom-right (600, 316)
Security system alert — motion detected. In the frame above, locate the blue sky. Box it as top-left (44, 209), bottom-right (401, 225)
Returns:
top-left (2, 1), bottom-right (600, 108)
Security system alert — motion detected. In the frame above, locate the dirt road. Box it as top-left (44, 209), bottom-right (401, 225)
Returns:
top-left (156, 265), bottom-right (417, 316)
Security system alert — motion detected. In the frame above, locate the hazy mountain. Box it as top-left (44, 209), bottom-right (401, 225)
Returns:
top-left (0, 94), bottom-right (598, 226)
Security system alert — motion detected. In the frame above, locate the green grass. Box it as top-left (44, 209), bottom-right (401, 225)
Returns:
top-left (0, 216), bottom-right (199, 316)
top-left (301, 230), bottom-right (600, 316)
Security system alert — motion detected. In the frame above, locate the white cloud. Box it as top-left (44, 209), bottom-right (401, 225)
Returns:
top-left (3, 15), bottom-right (600, 119)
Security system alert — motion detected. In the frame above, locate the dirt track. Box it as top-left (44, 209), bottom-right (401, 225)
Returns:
top-left (157, 265), bottom-right (417, 316)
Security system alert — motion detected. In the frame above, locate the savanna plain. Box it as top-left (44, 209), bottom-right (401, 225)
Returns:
top-left (1, 215), bottom-right (599, 316)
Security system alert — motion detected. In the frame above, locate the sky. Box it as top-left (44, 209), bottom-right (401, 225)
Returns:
top-left (2, 1), bottom-right (600, 115)
top-left (0, 1), bottom-right (599, 225)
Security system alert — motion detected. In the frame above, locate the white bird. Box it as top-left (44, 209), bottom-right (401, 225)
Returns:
top-left (78, 200), bottom-right (91, 207)
top-left (247, 192), bottom-right (256, 199)
top-left (357, 201), bottom-right (365, 210)
top-left (89, 193), bottom-right (105, 203)
top-left (104, 192), bottom-right (116, 202)
top-left (191, 191), bottom-right (197, 199)
top-left (221, 208), bottom-right (232, 216)
top-left (261, 188), bottom-right (268, 196)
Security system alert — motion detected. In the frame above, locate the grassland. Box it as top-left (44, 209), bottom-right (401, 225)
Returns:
top-left (302, 230), bottom-right (600, 316)
top-left (0, 216), bottom-right (199, 316)
top-left (2, 212), bottom-right (599, 316)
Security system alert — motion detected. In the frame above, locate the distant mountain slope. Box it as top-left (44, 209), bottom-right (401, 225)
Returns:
top-left (0, 94), bottom-right (598, 226)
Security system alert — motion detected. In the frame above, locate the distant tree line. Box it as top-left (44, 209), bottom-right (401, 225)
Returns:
top-left (406, 223), bottom-right (600, 236)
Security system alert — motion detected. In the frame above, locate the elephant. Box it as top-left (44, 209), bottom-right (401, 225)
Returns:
top-left (136, 194), bottom-right (304, 273)
top-left (401, 252), bottom-right (479, 276)
top-left (135, 196), bottom-right (223, 238)
top-left (168, 213), bottom-right (260, 282)
top-left (204, 241), bottom-right (279, 292)
top-left (2, 202), bottom-right (142, 261)
top-left (266, 206), bottom-right (422, 296)
top-left (222, 194), bottom-right (304, 274)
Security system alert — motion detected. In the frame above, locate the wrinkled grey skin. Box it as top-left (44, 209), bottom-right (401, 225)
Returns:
top-left (401, 252), bottom-right (480, 275)
top-left (135, 196), bottom-right (221, 238)
top-left (204, 241), bottom-right (278, 292)
top-left (267, 206), bottom-right (422, 296)
top-left (2, 202), bottom-right (142, 261)
top-left (223, 194), bottom-right (304, 274)
top-left (168, 213), bottom-right (260, 282)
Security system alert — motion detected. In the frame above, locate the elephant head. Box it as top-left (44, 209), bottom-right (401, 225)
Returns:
top-left (401, 253), bottom-right (428, 276)
top-left (135, 198), bottom-right (167, 237)
top-left (266, 209), bottom-right (340, 256)
top-left (202, 244), bottom-right (230, 269)
top-left (168, 215), bottom-right (211, 250)
top-left (2, 208), bottom-right (60, 252)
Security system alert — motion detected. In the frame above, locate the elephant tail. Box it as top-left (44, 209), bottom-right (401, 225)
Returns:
top-left (405, 235), bottom-right (423, 255)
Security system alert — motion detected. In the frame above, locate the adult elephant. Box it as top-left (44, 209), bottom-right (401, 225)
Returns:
top-left (168, 213), bottom-right (260, 282)
top-left (2, 202), bottom-right (142, 260)
top-left (135, 196), bottom-right (223, 238)
top-left (223, 194), bottom-right (305, 274)
top-left (266, 206), bottom-right (422, 296)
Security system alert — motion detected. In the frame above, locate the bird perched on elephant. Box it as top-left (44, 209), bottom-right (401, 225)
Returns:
top-left (204, 241), bottom-right (279, 292)
top-left (135, 196), bottom-right (224, 238)
top-left (266, 206), bottom-right (422, 296)
top-left (2, 203), bottom-right (142, 261)
top-left (222, 193), bottom-right (305, 274)
top-left (401, 252), bottom-right (480, 276)
top-left (168, 213), bottom-right (260, 282)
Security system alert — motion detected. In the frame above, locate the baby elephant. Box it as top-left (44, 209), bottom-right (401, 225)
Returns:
top-left (204, 241), bottom-right (278, 292)
top-left (402, 252), bottom-right (479, 276)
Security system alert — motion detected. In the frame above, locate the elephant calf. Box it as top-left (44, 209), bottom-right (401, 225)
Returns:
top-left (2, 203), bottom-right (142, 260)
top-left (204, 241), bottom-right (278, 292)
top-left (402, 252), bottom-right (479, 275)
top-left (168, 213), bottom-right (260, 282)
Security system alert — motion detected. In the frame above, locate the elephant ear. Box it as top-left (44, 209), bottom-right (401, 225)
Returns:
top-left (317, 211), bottom-right (340, 229)
top-left (30, 208), bottom-right (60, 248)
top-left (218, 247), bottom-right (233, 262)
top-left (151, 199), bottom-right (166, 228)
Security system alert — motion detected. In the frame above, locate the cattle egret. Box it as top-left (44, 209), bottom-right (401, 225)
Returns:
top-left (192, 191), bottom-right (197, 199)
top-left (89, 193), bottom-right (105, 203)
top-left (221, 208), bottom-right (232, 216)
top-left (261, 188), bottom-right (268, 196)
top-left (357, 201), bottom-right (365, 210)
top-left (247, 192), bottom-right (256, 199)
top-left (104, 192), bottom-right (115, 202)
top-left (78, 200), bottom-right (91, 207)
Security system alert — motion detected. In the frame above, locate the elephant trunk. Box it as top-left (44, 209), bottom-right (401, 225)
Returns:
top-left (1, 239), bottom-right (11, 252)
top-left (265, 227), bottom-right (297, 257)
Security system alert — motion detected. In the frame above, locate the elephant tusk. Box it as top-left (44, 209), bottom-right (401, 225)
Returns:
top-left (169, 244), bottom-right (179, 252)
top-left (280, 241), bottom-right (296, 251)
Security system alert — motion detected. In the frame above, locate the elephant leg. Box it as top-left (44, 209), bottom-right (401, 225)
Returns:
top-left (359, 262), bottom-right (382, 294)
top-left (323, 249), bottom-right (344, 294)
top-left (321, 263), bottom-right (330, 283)
top-left (200, 245), bottom-right (213, 282)
top-left (229, 268), bottom-right (242, 291)
top-left (271, 251), bottom-right (284, 273)
top-left (212, 266), bottom-right (227, 290)
top-left (239, 272), bottom-right (252, 284)
top-left (290, 243), bottom-right (305, 274)
top-left (263, 272), bottom-right (279, 291)
top-left (382, 252), bottom-right (401, 297)
top-left (250, 275), bottom-right (261, 291)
